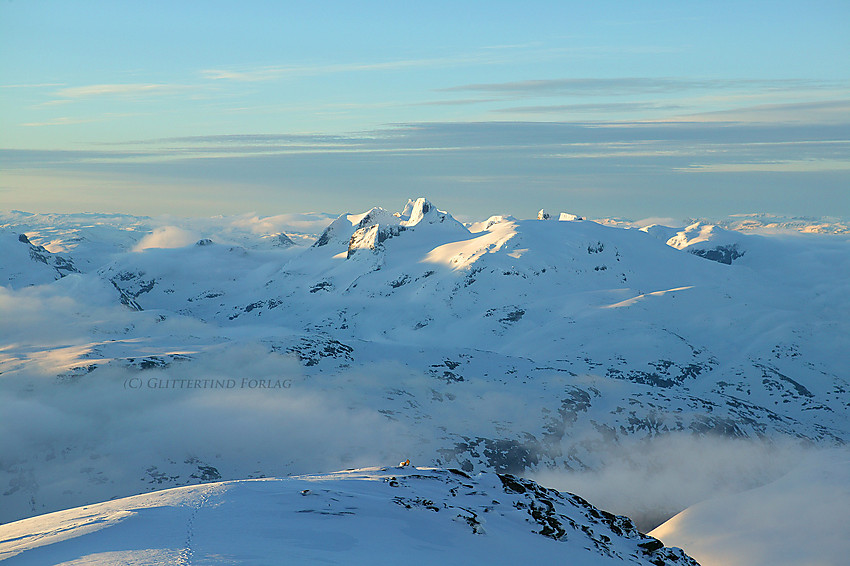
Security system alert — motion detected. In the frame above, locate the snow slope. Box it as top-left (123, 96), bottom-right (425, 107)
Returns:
top-left (0, 466), bottom-right (696, 565)
top-left (0, 231), bottom-right (78, 288)
top-left (650, 448), bottom-right (850, 566)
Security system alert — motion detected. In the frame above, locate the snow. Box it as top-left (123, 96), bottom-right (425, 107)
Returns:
top-left (1, 200), bottom-right (849, 562)
top-left (0, 467), bottom-right (696, 565)
top-left (602, 285), bottom-right (695, 309)
top-left (650, 449), bottom-right (850, 566)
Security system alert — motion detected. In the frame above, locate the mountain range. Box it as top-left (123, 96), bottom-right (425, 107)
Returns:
top-left (1, 200), bottom-right (848, 564)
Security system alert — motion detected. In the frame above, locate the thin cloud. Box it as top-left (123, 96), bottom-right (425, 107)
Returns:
top-left (676, 99), bottom-right (850, 124)
top-left (480, 41), bottom-right (543, 50)
top-left (21, 116), bottom-right (100, 127)
top-left (200, 59), bottom-right (445, 82)
top-left (32, 99), bottom-right (75, 108)
top-left (413, 98), bottom-right (496, 107)
top-left (200, 58), bottom-right (452, 82)
top-left (21, 113), bottom-right (144, 128)
top-left (201, 68), bottom-right (292, 82)
top-left (1, 83), bottom-right (64, 89)
top-left (8, 120), bottom-right (849, 158)
top-left (199, 50), bottom-right (524, 83)
top-left (55, 83), bottom-right (185, 98)
top-left (441, 77), bottom-right (841, 97)
top-left (4, 121), bottom-right (846, 220)
top-left (676, 159), bottom-right (850, 173)
top-left (495, 102), bottom-right (685, 114)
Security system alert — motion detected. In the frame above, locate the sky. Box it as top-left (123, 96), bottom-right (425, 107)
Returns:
top-left (1, 0), bottom-right (848, 220)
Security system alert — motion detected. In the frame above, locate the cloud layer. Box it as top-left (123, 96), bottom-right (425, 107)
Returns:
top-left (2, 118), bottom-right (847, 218)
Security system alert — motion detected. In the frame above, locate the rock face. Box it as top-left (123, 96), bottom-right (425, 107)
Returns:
top-left (273, 232), bottom-right (294, 247)
top-left (0, 467), bottom-right (699, 565)
top-left (687, 244), bottom-right (744, 265)
top-left (347, 223), bottom-right (407, 257)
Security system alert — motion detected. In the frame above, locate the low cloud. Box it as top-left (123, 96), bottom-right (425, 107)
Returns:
top-left (532, 434), bottom-right (810, 531)
top-left (219, 213), bottom-right (336, 237)
top-left (133, 226), bottom-right (199, 251)
top-left (0, 282), bottom-right (416, 523)
top-left (0, 340), bottom-right (412, 524)
top-left (649, 447), bottom-right (850, 566)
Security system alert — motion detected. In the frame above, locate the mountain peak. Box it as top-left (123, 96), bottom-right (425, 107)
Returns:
top-left (400, 197), bottom-right (433, 222)
top-left (399, 197), bottom-right (463, 229)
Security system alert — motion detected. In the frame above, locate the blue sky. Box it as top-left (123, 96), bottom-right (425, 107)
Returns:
top-left (1, 1), bottom-right (848, 219)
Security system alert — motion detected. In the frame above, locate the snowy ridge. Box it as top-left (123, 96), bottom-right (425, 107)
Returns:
top-left (0, 466), bottom-right (697, 565)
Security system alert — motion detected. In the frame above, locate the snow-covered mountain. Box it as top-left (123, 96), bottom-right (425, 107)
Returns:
top-left (0, 231), bottom-right (78, 288)
top-left (1, 199), bottom-right (848, 560)
top-left (0, 466), bottom-right (697, 565)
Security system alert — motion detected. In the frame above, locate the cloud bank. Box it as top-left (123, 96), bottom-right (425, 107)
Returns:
top-left (2, 119), bottom-right (847, 219)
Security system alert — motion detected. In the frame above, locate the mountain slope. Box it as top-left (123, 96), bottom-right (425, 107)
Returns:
top-left (0, 231), bottom-right (78, 288)
top-left (0, 467), bottom-right (697, 565)
top-left (650, 449), bottom-right (850, 566)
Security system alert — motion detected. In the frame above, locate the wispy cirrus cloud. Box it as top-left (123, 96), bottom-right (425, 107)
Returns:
top-left (199, 49), bottom-right (540, 83)
top-left (3, 120), bottom-right (847, 218)
top-left (200, 59), bottom-right (441, 82)
top-left (10, 120), bottom-right (849, 161)
top-left (21, 116), bottom-right (101, 127)
top-left (54, 83), bottom-right (187, 98)
top-left (21, 112), bottom-right (143, 128)
top-left (494, 102), bottom-right (684, 114)
top-left (676, 159), bottom-right (850, 173)
top-left (199, 58), bottom-right (453, 82)
top-left (677, 99), bottom-right (850, 124)
top-left (1, 83), bottom-right (65, 89)
top-left (412, 98), bottom-right (496, 107)
top-left (441, 77), bottom-right (842, 97)
top-left (197, 45), bottom-right (685, 85)
top-left (200, 68), bottom-right (291, 82)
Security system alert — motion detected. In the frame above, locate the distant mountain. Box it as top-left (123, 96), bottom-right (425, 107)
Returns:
top-left (0, 230), bottom-right (78, 288)
top-left (716, 213), bottom-right (849, 235)
top-left (643, 222), bottom-right (747, 264)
